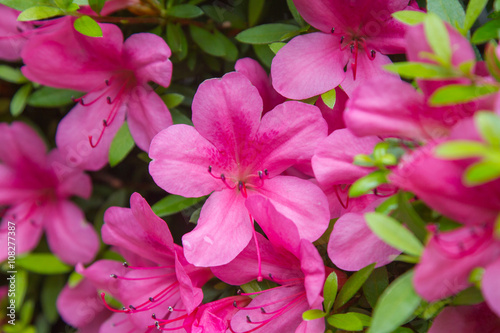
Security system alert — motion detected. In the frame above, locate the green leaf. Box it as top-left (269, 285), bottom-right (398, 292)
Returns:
top-left (464, 160), bottom-right (500, 185)
top-left (463, 0), bottom-right (488, 33)
top-left (471, 19), bottom-right (500, 44)
top-left (395, 192), bottom-right (427, 242)
top-left (17, 6), bottom-right (63, 21)
top-left (253, 44), bottom-right (274, 68)
top-left (28, 86), bottom-right (83, 108)
top-left (327, 313), bottom-right (364, 331)
top-left (167, 23), bottom-right (188, 60)
top-left (323, 272), bottom-right (338, 314)
top-left (384, 62), bottom-right (457, 79)
top-left (74, 15), bottom-right (103, 37)
top-left (54, 0), bottom-right (73, 10)
top-left (475, 111), bottom-right (500, 146)
top-left (0, 0), bottom-right (54, 11)
top-left (368, 270), bottom-right (421, 333)
top-left (334, 263), bottom-right (375, 311)
top-left (10, 84), bottom-right (32, 117)
top-left (302, 309), bottom-right (326, 321)
top-left (362, 267), bottom-right (389, 308)
top-left (16, 253), bottom-right (72, 274)
top-left (286, 0), bottom-right (305, 26)
top-left (109, 122), bottom-right (135, 167)
top-left (215, 29), bottom-right (238, 62)
top-left (435, 140), bottom-right (490, 159)
top-left (171, 108), bottom-right (193, 126)
top-left (0, 65), bottom-right (27, 84)
top-left (427, 0), bottom-right (465, 29)
top-left (162, 93), bottom-right (184, 109)
top-left (269, 42), bottom-right (286, 54)
top-left (189, 207), bottom-right (201, 224)
top-left (68, 271), bottom-right (84, 287)
top-left (41, 275), bottom-right (64, 323)
top-left (168, 4), bottom-right (203, 18)
top-left (321, 88), bottom-right (336, 109)
top-left (20, 299), bottom-right (35, 327)
top-left (365, 212), bottom-right (423, 257)
top-left (152, 194), bottom-right (206, 217)
top-left (190, 25), bottom-right (225, 57)
top-left (349, 170), bottom-right (389, 198)
top-left (430, 84), bottom-right (499, 105)
top-left (424, 13), bottom-right (452, 64)
top-left (88, 0), bottom-right (105, 14)
top-left (452, 286), bottom-right (484, 305)
top-left (248, 0), bottom-right (265, 27)
top-left (14, 269), bottom-right (28, 311)
top-left (392, 10), bottom-right (427, 25)
top-left (236, 23), bottom-right (299, 44)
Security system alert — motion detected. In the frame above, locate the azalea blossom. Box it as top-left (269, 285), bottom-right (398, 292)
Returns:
top-left (21, 18), bottom-right (173, 170)
top-left (149, 72), bottom-right (330, 267)
top-left (0, 122), bottom-right (98, 264)
top-left (271, 0), bottom-right (415, 99)
top-left (212, 196), bottom-right (346, 332)
top-left (0, 4), bottom-right (35, 61)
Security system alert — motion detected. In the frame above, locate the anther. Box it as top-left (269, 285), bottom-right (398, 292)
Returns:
top-left (258, 171), bottom-right (263, 179)
top-left (237, 289), bottom-right (242, 295)
top-left (106, 96), bottom-right (112, 104)
top-left (168, 306), bottom-right (173, 312)
top-left (246, 315), bottom-right (252, 323)
top-left (152, 313), bottom-right (156, 319)
top-left (123, 262), bottom-right (129, 267)
top-left (331, 27), bottom-right (335, 33)
top-left (350, 44), bottom-right (354, 52)
top-left (110, 274), bottom-right (117, 278)
top-left (155, 321), bottom-right (160, 329)
top-left (233, 301), bottom-right (237, 307)
top-left (102, 119), bottom-right (108, 127)
top-left (122, 306), bottom-right (127, 311)
top-left (371, 50), bottom-right (376, 58)
top-left (220, 174), bottom-right (226, 181)
top-left (340, 36), bottom-right (344, 43)
top-left (129, 305), bottom-right (136, 310)
top-left (238, 181), bottom-right (244, 192)
top-left (79, 98), bottom-right (85, 106)
top-left (105, 79), bottom-right (110, 86)
top-left (208, 165), bottom-right (212, 172)
top-left (149, 297), bottom-right (155, 302)
top-left (264, 169), bottom-right (269, 176)
top-left (260, 307), bottom-right (266, 313)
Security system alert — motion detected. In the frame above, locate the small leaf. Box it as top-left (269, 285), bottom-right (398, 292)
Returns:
top-left (368, 270), bottom-right (421, 333)
top-left (68, 271), bottom-right (84, 287)
top-left (362, 267), bottom-right (389, 308)
top-left (475, 111), bottom-right (500, 146)
top-left (0, 0), bottom-right (55, 11)
top-left (452, 286), bottom-right (484, 305)
top-left (334, 263), bottom-right (375, 310)
top-left (236, 23), bottom-right (299, 44)
top-left (463, 0), bottom-right (488, 33)
top-left (17, 6), bottom-right (63, 21)
top-left (351, 312), bottom-right (372, 327)
top-left (321, 88), bottom-right (336, 109)
top-left (16, 253), bottom-right (72, 274)
top-left (10, 84), bottom-right (32, 117)
top-left (384, 62), bottom-right (457, 79)
top-left (41, 275), bottom-right (65, 323)
top-left (215, 29), bottom-right (238, 61)
top-left (168, 4), bottom-right (203, 18)
top-left (427, 0), bottom-right (465, 29)
top-left (0, 65), bottom-right (27, 84)
top-left (392, 10), bottom-right (427, 25)
top-left (323, 272), bottom-right (338, 314)
top-left (152, 194), bottom-right (206, 217)
top-left (327, 313), bottom-right (364, 331)
top-left (464, 160), bottom-right (500, 185)
top-left (435, 140), bottom-right (490, 159)
top-left (365, 212), bottom-right (423, 257)
top-left (424, 13), bottom-right (452, 64)
top-left (190, 25), bottom-right (225, 57)
top-left (74, 15), bottom-right (103, 37)
top-left (14, 269), bottom-right (28, 311)
top-left (471, 19), bottom-right (500, 44)
top-left (430, 84), bottom-right (499, 105)
top-left (248, 0), bottom-right (265, 27)
top-left (286, 0), bottom-right (305, 26)
top-left (167, 23), bottom-right (188, 60)
top-left (189, 207), bottom-right (201, 224)
top-left (28, 86), bottom-right (83, 108)
top-left (161, 93), bottom-right (184, 109)
top-left (54, 0), bottom-right (73, 10)
top-left (269, 42), bottom-right (286, 54)
top-left (88, 0), bottom-right (105, 14)
top-left (302, 309), bottom-right (326, 321)
top-left (253, 44), bottom-right (274, 68)
top-left (349, 170), bottom-right (389, 198)
top-left (171, 108), bottom-right (193, 126)
top-left (109, 122), bottom-right (135, 167)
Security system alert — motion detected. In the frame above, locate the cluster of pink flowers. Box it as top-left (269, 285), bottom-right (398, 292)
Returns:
top-left (1, 0), bottom-right (500, 332)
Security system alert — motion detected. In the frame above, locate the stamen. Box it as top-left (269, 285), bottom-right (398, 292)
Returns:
top-left (250, 213), bottom-right (263, 282)
top-left (351, 41), bottom-right (359, 80)
top-left (149, 297), bottom-right (155, 302)
top-left (333, 185), bottom-right (349, 209)
top-left (107, 96), bottom-right (112, 104)
top-left (331, 27), bottom-right (335, 33)
top-left (246, 316), bottom-right (252, 323)
top-left (340, 36), bottom-right (344, 44)
top-left (239, 181), bottom-right (248, 198)
top-left (123, 262), bottom-right (129, 267)
top-left (371, 50), bottom-right (376, 59)
top-left (110, 274), bottom-right (117, 278)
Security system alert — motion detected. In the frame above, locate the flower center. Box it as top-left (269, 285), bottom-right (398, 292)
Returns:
top-left (207, 166), bottom-right (269, 198)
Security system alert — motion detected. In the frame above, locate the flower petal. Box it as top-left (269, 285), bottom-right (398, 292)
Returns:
top-left (482, 259), bottom-right (500, 317)
top-left (315, 87), bottom-right (348, 134)
top-left (428, 303), bottom-right (500, 333)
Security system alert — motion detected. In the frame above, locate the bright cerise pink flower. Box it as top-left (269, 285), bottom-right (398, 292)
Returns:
top-left (428, 303), bottom-right (500, 333)
top-left (271, 0), bottom-right (415, 99)
top-left (0, 122), bottom-right (98, 265)
top-left (21, 18), bottom-right (173, 171)
top-left (68, 193), bottom-right (212, 332)
top-left (212, 196), bottom-right (346, 333)
top-left (149, 72), bottom-right (330, 267)
top-left (0, 4), bottom-right (35, 61)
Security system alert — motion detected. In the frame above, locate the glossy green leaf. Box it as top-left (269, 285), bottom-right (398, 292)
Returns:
top-left (349, 170), bottom-right (389, 198)
top-left (327, 313), bottom-right (364, 331)
top-left (302, 309), bottom-right (326, 321)
top-left (215, 29), bottom-right (238, 61)
top-left (463, 0), bottom-right (488, 32)
top-left (68, 271), bottom-right (84, 287)
top-left (334, 263), bottom-right (375, 310)
top-left (286, 0), bottom-right (305, 26)
top-left (28, 86), bottom-right (83, 108)
top-left (269, 42), bottom-right (286, 54)
top-left (363, 266), bottom-right (389, 308)
top-left (41, 275), bottom-right (64, 323)
top-left (384, 62), bottom-right (457, 79)
top-left (248, 0), bottom-right (265, 27)
top-left (427, 0), bottom-right (465, 29)
top-left (20, 299), bottom-right (35, 327)
top-left (0, 0), bottom-right (54, 11)
top-left (392, 10), bottom-right (426, 25)
top-left (109, 122), bottom-right (135, 167)
top-left (10, 84), bottom-right (32, 117)
top-left (190, 25), bottom-right (225, 57)
top-left (321, 88), bottom-right (336, 109)
top-left (74, 15), bottom-right (103, 37)
top-left (451, 286), bottom-right (484, 305)
top-left (430, 84), bottom-right (499, 105)
top-left (168, 4), bottom-right (203, 18)
top-left (368, 270), bottom-right (421, 333)
top-left (189, 207), bottom-right (201, 224)
top-left (16, 254), bottom-right (72, 274)
top-left (435, 140), bottom-right (490, 159)
top-left (88, 0), bottom-right (105, 14)
top-left (171, 108), bottom-right (193, 126)
top-left (395, 192), bottom-right (427, 242)
top-left (323, 271), bottom-right (338, 314)
top-left (167, 23), bottom-right (188, 60)
top-left (162, 93), bottom-right (184, 109)
top-left (464, 160), bottom-right (500, 185)
top-left (152, 194), bottom-right (206, 217)
top-left (236, 23), bottom-right (299, 44)
top-left (253, 44), bottom-right (274, 68)
top-left (18, 6), bottom-right (63, 21)
top-left (471, 19), bottom-right (500, 44)
top-left (365, 212), bottom-right (423, 257)
top-left (424, 13), bottom-right (452, 64)
top-left (0, 65), bottom-right (27, 84)
top-left (54, 0), bottom-right (72, 9)
top-left (475, 111), bottom-right (500, 146)
top-left (14, 269), bottom-right (28, 311)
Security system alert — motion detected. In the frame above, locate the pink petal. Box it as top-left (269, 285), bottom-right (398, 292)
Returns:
top-left (252, 176), bottom-right (330, 242)
top-left (122, 33), bottom-right (172, 88)
top-left (182, 189), bottom-right (253, 266)
top-left (76, 260), bottom-right (129, 294)
top-left (271, 32), bottom-right (348, 100)
top-left (0, 5), bottom-right (34, 61)
top-left (482, 259), bottom-right (500, 317)
top-left (365, 17), bottom-right (408, 54)
top-left (235, 57), bottom-right (286, 113)
top-left (44, 201), bottom-right (99, 265)
top-left (192, 72), bottom-right (263, 157)
top-left (126, 85), bottom-right (172, 152)
top-left (175, 253), bottom-right (204, 313)
top-left (299, 239), bottom-right (326, 306)
top-left (48, 149), bottom-right (92, 199)
top-left (428, 303), bottom-right (500, 333)
top-left (315, 87), bottom-right (348, 134)
top-left (149, 124), bottom-right (227, 197)
top-left (0, 122), bottom-right (47, 167)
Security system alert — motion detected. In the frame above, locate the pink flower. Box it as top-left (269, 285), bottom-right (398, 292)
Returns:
top-left (212, 196), bottom-right (346, 333)
top-left (21, 18), bottom-right (173, 170)
top-left (0, 122), bottom-right (98, 264)
top-left (428, 303), bottom-right (500, 333)
top-left (149, 72), bottom-right (330, 267)
top-left (315, 87), bottom-right (349, 135)
top-left (271, 0), bottom-right (414, 99)
top-left (0, 4), bottom-right (35, 61)
top-left (73, 193), bottom-right (212, 331)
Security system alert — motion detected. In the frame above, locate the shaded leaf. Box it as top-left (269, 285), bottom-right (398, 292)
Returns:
top-left (109, 122), bottom-right (135, 167)
top-left (74, 15), bottom-right (103, 37)
top-left (334, 263), bottom-right (375, 310)
top-left (152, 194), bottom-right (206, 217)
top-left (236, 23), bottom-right (299, 44)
